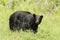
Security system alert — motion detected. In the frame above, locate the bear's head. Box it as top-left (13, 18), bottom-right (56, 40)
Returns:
top-left (31, 14), bottom-right (43, 33)
top-left (33, 14), bottom-right (43, 25)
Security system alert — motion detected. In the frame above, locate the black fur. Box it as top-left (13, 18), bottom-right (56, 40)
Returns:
top-left (9, 11), bottom-right (43, 33)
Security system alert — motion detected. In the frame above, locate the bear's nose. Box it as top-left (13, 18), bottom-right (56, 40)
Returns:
top-left (36, 20), bottom-right (39, 24)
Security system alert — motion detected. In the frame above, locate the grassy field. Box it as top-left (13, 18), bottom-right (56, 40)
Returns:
top-left (0, 0), bottom-right (60, 40)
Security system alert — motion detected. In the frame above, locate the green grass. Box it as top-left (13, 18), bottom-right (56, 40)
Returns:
top-left (0, 0), bottom-right (60, 40)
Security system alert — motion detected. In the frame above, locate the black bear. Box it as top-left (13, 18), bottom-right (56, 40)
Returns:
top-left (9, 11), bottom-right (43, 33)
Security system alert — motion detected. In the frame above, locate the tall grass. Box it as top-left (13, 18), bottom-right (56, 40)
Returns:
top-left (0, 0), bottom-right (60, 40)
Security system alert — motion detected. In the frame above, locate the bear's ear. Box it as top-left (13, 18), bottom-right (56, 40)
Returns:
top-left (33, 14), bottom-right (36, 17)
top-left (40, 15), bottom-right (43, 18)
top-left (33, 14), bottom-right (36, 22)
top-left (38, 15), bottom-right (43, 24)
